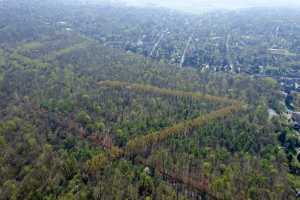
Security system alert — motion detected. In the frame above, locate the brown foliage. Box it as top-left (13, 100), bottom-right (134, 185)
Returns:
top-left (125, 104), bottom-right (242, 156)
top-left (138, 158), bottom-right (221, 200)
top-left (97, 80), bottom-right (239, 105)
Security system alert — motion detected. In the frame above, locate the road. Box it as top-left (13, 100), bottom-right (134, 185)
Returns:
top-left (180, 35), bottom-right (193, 68)
top-left (150, 29), bottom-right (168, 57)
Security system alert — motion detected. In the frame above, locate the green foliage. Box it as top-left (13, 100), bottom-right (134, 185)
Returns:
top-left (19, 41), bottom-right (43, 51)
top-left (61, 156), bottom-right (77, 180)
top-left (86, 153), bottom-right (109, 174)
top-left (288, 173), bottom-right (300, 189)
top-left (138, 171), bottom-right (154, 197)
top-left (262, 77), bottom-right (278, 89)
top-left (0, 4), bottom-right (297, 199)
top-left (115, 129), bottom-right (128, 146)
top-left (76, 111), bottom-right (92, 125)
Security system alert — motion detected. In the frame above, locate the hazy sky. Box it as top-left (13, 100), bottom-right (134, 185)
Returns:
top-left (116, 0), bottom-right (300, 12)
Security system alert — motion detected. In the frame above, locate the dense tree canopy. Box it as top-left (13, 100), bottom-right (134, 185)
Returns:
top-left (0, 1), bottom-right (299, 199)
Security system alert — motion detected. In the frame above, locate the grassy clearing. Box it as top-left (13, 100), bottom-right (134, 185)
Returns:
top-left (268, 48), bottom-right (297, 56)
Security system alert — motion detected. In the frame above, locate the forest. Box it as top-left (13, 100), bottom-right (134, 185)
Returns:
top-left (0, 0), bottom-right (300, 200)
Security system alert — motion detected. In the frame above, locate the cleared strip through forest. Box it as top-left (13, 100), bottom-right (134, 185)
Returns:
top-left (89, 104), bottom-right (241, 158)
top-left (43, 41), bottom-right (92, 61)
top-left (97, 80), bottom-right (239, 105)
top-left (25, 99), bottom-right (227, 200)
top-left (124, 104), bottom-right (241, 156)
top-left (94, 81), bottom-right (243, 199)
top-left (112, 105), bottom-right (239, 200)
top-left (96, 80), bottom-right (243, 156)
